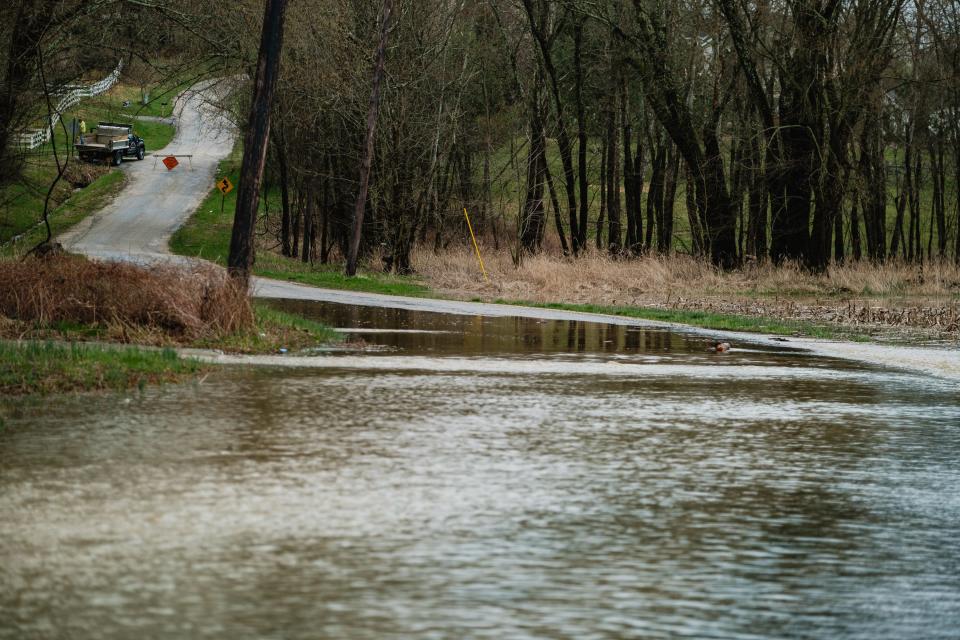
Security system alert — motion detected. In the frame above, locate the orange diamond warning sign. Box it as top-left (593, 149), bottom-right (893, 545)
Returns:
top-left (216, 177), bottom-right (234, 194)
top-left (162, 156), bottom-right (179, 171)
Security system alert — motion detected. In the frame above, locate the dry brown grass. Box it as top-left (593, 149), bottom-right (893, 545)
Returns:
top-left (415, 247), bottom-right (960, 300)
top-left (412, 247), bottom-right (960, 336)
top-left (0, 254), bottom-right (253, 342)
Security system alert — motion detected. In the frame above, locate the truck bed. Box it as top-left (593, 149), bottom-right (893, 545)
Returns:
top-left (76, 135), bottom-right (128, 153)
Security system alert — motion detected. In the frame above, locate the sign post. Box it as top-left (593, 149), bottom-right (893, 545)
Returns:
top-left (463, 207), bottom-right (488, 282)
top-left (217, 177), bottom-right (235, 214)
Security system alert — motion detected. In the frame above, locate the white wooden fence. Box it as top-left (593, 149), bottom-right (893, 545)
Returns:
top-left (17, 60), bottom-right (124, 150)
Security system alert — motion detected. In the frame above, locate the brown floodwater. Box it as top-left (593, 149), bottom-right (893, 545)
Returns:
top-left (1, 300), bottom-right (959, 639)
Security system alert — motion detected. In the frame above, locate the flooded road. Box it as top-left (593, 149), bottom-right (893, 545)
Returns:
top-left (2, 302), bottom-right (959, 639)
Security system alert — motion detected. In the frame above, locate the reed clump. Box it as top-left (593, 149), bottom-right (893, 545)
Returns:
top-left (0, 254), bottom-right (254, 341)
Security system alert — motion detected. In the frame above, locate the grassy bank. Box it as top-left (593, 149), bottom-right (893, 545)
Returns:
top-left (1, 169), bottom-right (127, 256)
top-left (169, 144), bottom-right (430, 297)
top-left (418, 249), bottom-right (959, 342)
top-left (193, 301), bottom-right (342, 353)
top-left (0, 255), bottom-right (342, 353)
top-left (2, 301), bottom-right (342, 356)
top-left (0, 255), bottom-right (342, 395)
top-left (501, 301), bottom-right (869, 341)
top-left (0, 342), bottom-right (202, 396)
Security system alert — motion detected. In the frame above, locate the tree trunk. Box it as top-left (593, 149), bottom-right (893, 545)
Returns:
top-left (301, 186), bottom-right (314, 263)
top-left (346, 0), bottom-right (392, 276)
top-left (746, 131), bottom-right (767, 259)
top-left (659, 143), bottom-right (679, 254)
top-left (522, 0), bottom-right (580, 254)
top-left (228, 0), bottom-right (289, 286)
top-left (859, 115), bottom-right (887, 262)
top-left (646, 141), bottom-right (665, 252)
top-left (833, 205), bottom-right (844, 264)
top-left (574, 17), bottom-right (590, 250)
top-left (850, 200), bottom-right (862, 261)
top-left (597, 134), bottom-right (607, 251)
top-left (606, 93), bottom-right (621, 254)
top-left (622, 88), bottom-right (635, 253)
top-left (275, 138), bottom-right (292, 257)
top-left (291, 190), bottom-right (301, 258)
top-left (931, 141), bottom-right (947, 257)
top-left (632, 130), bottom-right (646, 253)
top-left (682, 169), bottom-right (700, 256)
top-left (521, 81), bottom-right (547, 254)
top-left (544, 156), bottom-right (569, 255)
top-left (702, 128), bottom-right (738, 267)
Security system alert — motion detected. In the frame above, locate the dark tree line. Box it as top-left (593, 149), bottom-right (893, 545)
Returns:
top-left (7, 0), bottom-right (960, 272)
top-left (237, 0), bottom-right (960, 273)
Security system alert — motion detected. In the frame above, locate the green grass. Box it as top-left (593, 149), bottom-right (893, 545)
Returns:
top-left (170, 144), bottom-right (432, 298)
top-left (191, 302), bottom-right (343, 353)
top-left (496, 299), bottom-right (871, 341)
top-left (168, 141), bottom-right (240, 259)
top-left (1, 169), bottom-right (127, 252)
top-left (256, 265), bottom-right (431, 297)
top-left (0, 341), bottom-right (202, 396)
top-left (97, 82), bottom-right (186, 119)
top-left (2, 301), bottom-right (342, 356)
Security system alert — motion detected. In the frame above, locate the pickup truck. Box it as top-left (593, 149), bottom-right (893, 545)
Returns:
top-left (75, 122), bottom-right (145, 166)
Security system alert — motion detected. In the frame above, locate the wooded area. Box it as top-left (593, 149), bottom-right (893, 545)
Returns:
top-left (5, 0), bottom-right (960, 273)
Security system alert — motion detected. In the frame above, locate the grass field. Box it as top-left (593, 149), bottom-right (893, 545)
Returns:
top-left (0, 341), bottom-right (202, 396)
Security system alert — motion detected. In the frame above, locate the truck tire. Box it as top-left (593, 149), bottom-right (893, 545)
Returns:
top-left (136, 145), bottom-right (144, 161)
top-left (112, 150), bottom-right (123, 166)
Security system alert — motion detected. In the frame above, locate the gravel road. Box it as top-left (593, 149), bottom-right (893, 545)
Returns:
top-left (60, 80), bottom-right (235, 260)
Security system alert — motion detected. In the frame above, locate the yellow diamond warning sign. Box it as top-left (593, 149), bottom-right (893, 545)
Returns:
top-left (217, 177), bottom-right (234, 194)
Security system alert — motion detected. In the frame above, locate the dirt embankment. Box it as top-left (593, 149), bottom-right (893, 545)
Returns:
top-left (411, 249), bottom-right (960, 343)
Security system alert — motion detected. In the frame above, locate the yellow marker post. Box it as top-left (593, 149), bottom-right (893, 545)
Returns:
top-left (463, 207), bottom-right (488, 282)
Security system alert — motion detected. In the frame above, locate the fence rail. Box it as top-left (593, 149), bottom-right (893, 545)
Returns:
top-left (16, 60), bottom-right (124, 150)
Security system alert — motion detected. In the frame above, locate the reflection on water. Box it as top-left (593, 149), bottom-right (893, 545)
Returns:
top-left (276, 299), bottom-right (828, 367)
top-left (297, 298), bottom-right (704, 356)
top-left (1, 301), bottom-right (959, 639)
